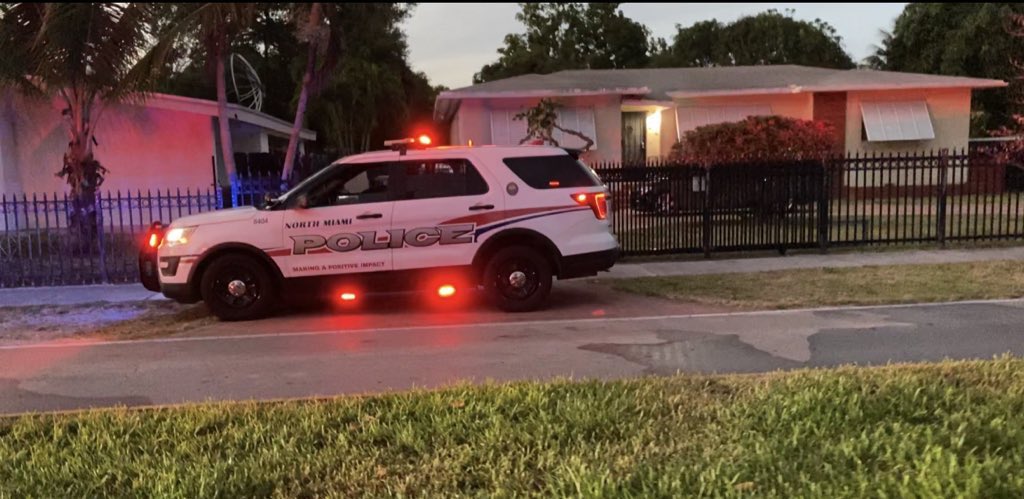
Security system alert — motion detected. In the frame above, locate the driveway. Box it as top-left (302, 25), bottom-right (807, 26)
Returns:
top-left (2, 284), bottom-right (1024, 415)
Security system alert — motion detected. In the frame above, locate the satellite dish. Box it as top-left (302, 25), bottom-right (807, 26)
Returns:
top-left (230, 53), bottom-right (264, 112)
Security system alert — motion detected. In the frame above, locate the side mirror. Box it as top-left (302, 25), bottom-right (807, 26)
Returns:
top-left (296, 194), bottom-right (309, 210)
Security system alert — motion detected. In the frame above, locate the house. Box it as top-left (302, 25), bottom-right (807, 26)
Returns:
top-left (0, 90), bottom-right (316, 195)
top-left (433, 65), bottom-right (1007, 164)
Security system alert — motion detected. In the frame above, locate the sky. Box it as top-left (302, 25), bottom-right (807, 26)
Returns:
top-left (403, 3), bottom-right (909, 90)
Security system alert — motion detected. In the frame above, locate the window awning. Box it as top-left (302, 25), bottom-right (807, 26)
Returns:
top-left (860, 101), bottom-right (935, 142)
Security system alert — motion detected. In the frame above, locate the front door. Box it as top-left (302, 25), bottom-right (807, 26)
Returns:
top-left (391, 155), bottom-right (501, 271)
top-left (621, 112), bottom-right (647, 165)
top-left (280, 161), bottom-right (396, 279)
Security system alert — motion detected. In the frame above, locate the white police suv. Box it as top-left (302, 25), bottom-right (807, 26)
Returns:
top-left (139, 138), bottom-right (620, 320)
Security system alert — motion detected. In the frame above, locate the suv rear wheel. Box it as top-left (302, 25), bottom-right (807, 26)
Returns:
top-left (483, 246), bottom-right (553, 312)
top-left (200, 253), bottom-right (276, 321)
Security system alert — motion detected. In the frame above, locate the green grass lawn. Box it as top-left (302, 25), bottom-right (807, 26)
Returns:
top-left (610, 260), bottom-right (1024, 309)
top-left (1, 358), bottom-right (1023, 497)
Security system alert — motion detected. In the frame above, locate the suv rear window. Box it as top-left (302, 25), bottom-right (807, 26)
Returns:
top-left (502, 155), bottom-right (602, 189)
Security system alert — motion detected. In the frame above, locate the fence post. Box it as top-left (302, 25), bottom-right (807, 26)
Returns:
top-left (702, 169), bottom-right (712, 258)
top-left (817, 159), bottom-right (831, 253)
top-left (936, 148), bottom-right (949, 247)
top-left (220, 185), bottom-right (233, 209)
top-left (96, 191), bottom-right (109, 283)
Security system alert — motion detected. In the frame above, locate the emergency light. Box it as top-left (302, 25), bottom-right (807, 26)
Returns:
top-left (384, 134), bottom-right (433, 155)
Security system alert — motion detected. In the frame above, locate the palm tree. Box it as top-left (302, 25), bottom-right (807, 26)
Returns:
top-left (159, 3), bottom-right (256, 189)
top-left (863, 29), bottom-right (894, 70)
top-left (0, 3), bottom-right (171, 239)
top-left (280, 3), bottom-right (341, 186)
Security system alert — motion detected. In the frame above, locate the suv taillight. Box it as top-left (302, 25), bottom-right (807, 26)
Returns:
top-left (571, 192), bottom-right (608, 220)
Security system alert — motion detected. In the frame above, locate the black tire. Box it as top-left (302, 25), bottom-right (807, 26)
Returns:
top-left (482, 246), bottom-right (553, 313)
top-left (200, 253), bottom-right (276, 321)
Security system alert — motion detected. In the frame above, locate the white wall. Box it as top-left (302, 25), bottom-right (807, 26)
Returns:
top-left (1, 93), bottom-right (218, 195)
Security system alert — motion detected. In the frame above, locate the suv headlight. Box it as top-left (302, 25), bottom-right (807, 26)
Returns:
top-left (163, 226), bottom-right (197, 247)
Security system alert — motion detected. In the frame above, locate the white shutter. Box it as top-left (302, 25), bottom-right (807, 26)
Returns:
top-left (509, 112), bottom-right (528, 145)
top-left (578, 108), bottom-right (597, 148)
top-left (674, 105), bottom-right (773, 138)
top-left (860, 101), bottom-right (935, 141)
top-left (490, 111), bottom-right (510, 145)
top-left (554, 107), bottom-right (597, 148)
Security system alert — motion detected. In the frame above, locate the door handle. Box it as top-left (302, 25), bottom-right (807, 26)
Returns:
top-left (356, 212), bottom-right (383, 220)
top-left (469, 204), bottom-right (495, 211)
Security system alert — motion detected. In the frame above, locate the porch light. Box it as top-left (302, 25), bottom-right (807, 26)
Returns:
top-left (646, 111), bottom-right (661, 134)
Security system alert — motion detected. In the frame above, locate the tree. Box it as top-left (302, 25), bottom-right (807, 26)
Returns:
top-left (281, 3), bottom-right (341, 184)
top-left (513, 98), bottom-right (594, 150)
top-left (0, 3), bottom-right (170, 241)
top-left (651, 9), bottom-right (855, 69)
top-left (669, 116), bottom-right (839, 164)
top-left (159, 3), bottom-right (257, 187)
top-left (862, 30), bottom-right (893, 70)
top-left (303, 3), bottom-right (440, 155)
top-left (867, 3), bottom-right (1024, 134)
top-left (155, 3), bottom-right (437, 163)
top-left (474, 3), bottom-right (652, 83)
top-left (994, 13), bottom-right (1024, 164)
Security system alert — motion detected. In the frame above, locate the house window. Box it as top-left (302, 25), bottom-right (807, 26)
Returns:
top-left (674, 105), bottom-right (773, 139)
top-left (490, 110), bottom-right (530, 145)
top-left (489, 107), bottom-right (598, 148)
top-left (397, 159), bottom-right (488, 200)
top-left (860, 101), bottom-right (935, 142)
top-left (552, 108), bottom-right (598, 148)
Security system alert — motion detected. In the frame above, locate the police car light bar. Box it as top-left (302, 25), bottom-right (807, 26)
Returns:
top-left (384, 135), bottom-right (432, 155)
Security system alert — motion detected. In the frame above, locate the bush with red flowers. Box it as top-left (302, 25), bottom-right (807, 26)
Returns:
top-left (669, 115), bottom-right (839, 165)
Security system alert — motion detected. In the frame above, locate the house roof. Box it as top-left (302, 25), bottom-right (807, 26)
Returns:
top-left (144, 93), bottom-right (316, 141)
top-left (434, 65), bottom-right (1007, 120)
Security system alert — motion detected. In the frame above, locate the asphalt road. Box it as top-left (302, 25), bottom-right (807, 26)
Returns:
top-left (3, 287), bottom-right (1024, 415)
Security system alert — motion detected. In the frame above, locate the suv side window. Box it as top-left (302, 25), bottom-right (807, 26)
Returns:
top-left (397, 159), bottom-right (488, 200)
top-left (502, 155), bottom-right (602, 189)
top-left (305, 162), bottom-right (393, 208)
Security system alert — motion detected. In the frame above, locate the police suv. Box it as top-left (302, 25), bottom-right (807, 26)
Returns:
top-left (139, 138), bottom-right (620, 321)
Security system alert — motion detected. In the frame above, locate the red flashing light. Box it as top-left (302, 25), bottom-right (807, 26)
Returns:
top-left (550, 180), bottom-right (561, 188)
top-left (571, 192), bottom-right (608, 220)
top-left (437, 285), bottom-right (456, 298)
top-left (340, 292), bottom-right (357, 301)
top-left (417, 134), bottom-right (432, 146)
top-left (148, 233), bottom-right (159, 248)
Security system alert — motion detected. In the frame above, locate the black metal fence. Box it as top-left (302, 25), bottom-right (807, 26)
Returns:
top-left (1, 189), bottom-right (221, 287)
top-left (594, 148), bottom-right (1024, 256)
top-left (3, 148), bottom-right (1023, 288)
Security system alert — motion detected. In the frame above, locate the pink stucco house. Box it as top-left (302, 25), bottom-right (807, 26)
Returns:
top-left (0, 90), bottom-right (315, 195)
top-left (433, 65), bottom-right (1006, 164)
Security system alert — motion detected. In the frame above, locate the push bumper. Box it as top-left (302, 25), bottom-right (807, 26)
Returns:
top-left (559, 247), bottom-right (620, 279)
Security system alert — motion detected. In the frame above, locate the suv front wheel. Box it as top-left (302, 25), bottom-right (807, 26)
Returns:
top-left (483, 246), bottom-right (553, 312)
top-left (200, 253), bottom-right (276, 321)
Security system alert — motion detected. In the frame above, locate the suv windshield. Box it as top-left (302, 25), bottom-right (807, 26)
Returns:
top-left (262, 162), bottom-right (343, 210)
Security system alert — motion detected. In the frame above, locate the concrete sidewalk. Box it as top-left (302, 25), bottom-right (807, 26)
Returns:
top-left (3, 246), bottom-right (1024, 307)
top-left (605, 246), bottom-right (1024, 279)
